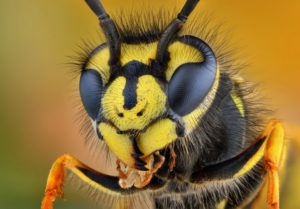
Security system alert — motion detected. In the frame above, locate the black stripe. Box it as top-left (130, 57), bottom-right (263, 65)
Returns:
top-left (77, 167), bottom-right (166, 193)
top-left (121, 60), bottom-right (150, 110)
top-left (123, 77), bottom-right (138, 110)
top-left (78, 167), bottom-right (137, 193)
top-left (190, 137), bottom-right (266, 182)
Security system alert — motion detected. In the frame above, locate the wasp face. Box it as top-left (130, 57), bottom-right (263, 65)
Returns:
top-left (79, 39), bottom-right (219, 169)
top-left (102, 63), bottom-right (167, 133)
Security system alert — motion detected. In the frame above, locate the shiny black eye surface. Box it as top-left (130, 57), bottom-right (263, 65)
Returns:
top-left (79, 69), bottom-right (103, 120)
top-left (168, 62), bottom-right (217, 116)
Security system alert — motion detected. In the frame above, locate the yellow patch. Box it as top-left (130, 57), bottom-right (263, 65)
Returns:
top-left (102, 75), bottom-right (166, 131)
top-left (183, 66), bottom-right (220, 133)
top-left (166, 41), bottom-right (204, 81)
top-left (231, 92), bottom-right (245, 118)
top-left (86, 47), bottom-right (110, 84)
top-left (99, 119), bottom-right (178, 167)
top-left (120, 42), bottom-right (157, 66)
top-left (85, 43), bottom-right (157, 84)
top-left (266, 122), bottom-right (285, 164)
top-left (138, 119), bottom-right (178, 156)
top-left (216, 200), bottom-right (226, 209)
top-left (98, 122), bottom-right (135, 167)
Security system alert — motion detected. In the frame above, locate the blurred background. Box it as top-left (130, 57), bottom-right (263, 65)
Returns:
top-left (0, 0), bottom-right (299, 208)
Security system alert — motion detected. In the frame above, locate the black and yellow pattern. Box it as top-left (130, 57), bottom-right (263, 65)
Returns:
top-left (41, 0), bottom-right (287, 209)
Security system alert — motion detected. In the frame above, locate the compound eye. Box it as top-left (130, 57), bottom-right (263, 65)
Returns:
top-left (79, 69), bottom-right (103, 120)
top-left (168, 62), bottom-right (217, 116)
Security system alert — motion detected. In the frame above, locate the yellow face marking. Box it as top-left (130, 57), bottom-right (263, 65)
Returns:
top-left (182, 66), bottom-right (220, 133)
top-left (120, 42), bottom-right (157, 65)
top-left (231, 92), bottom-right (245, 117)
top-left (102, 75), bottom-right (166, 131)
top-left (86, 47), bottom-right (110, 84)
top-left (138, 119), bottom-right (178, 157)
top-left (166, 42), bottom-right (204, 81)
top-left (98, 119), bottom-right (178, 167)
top-left (85, 43), bottom-right (157, 84)
top-left (99, 122), bottom-right (135, 167)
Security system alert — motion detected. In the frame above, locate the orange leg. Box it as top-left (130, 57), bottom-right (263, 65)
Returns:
top-left (41, 154), bottom-right (135, 209)
top-left (263, 120), bottom-right (285, 209)
top-left (41, 154), bottom-right (88, 209)
top-left (41, 156), bottom-right (65, 209)
top-left (237, 119), bottom-right (285, 209)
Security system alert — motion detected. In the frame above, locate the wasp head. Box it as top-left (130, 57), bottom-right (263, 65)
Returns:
top-left (79, 0), bottom-right (218, 170)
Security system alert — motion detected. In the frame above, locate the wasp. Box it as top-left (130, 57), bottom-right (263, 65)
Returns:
top-left (41, 0), bottom-right (286, 208)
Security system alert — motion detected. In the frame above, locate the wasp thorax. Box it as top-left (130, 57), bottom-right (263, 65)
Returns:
top-left (102, 68), bottom-right (166, 132)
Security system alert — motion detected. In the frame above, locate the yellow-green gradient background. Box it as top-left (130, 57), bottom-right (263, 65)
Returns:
top-left (0, 0), bottom-right (299, 209)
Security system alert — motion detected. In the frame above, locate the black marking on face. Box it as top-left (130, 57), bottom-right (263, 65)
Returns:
top-left (130, 135), bottom-right (144, 157)
top-left (121, 61), bottom-right (150, 110)
top-left (129, 135), bottom-right (148, 171)
top-left (123, 77), bottom-right (138, 110)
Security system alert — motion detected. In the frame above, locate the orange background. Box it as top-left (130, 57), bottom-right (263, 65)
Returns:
top-left (0, 0), bottom-right (299, 208)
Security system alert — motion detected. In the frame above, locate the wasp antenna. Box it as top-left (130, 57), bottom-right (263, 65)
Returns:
top-left (156, 0), bottom-right (200, 64)
top-left (178, 0), bottom-right (200, 21)
top-left (84, 0), bottom-right (120, 68)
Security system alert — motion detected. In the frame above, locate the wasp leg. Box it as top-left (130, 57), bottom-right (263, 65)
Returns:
top-left (41, 155), bottom-right (66, 209)
top-left (239, 120), bottom-right (285, 209)
top-left (264, 120), bottom-right (285, 209)
top-left (41, 153), bottom-right (141, 209)
top-left (247, 120), bottom-right (285, 209)
top-left (191, 120), bottom-right (285, 209)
